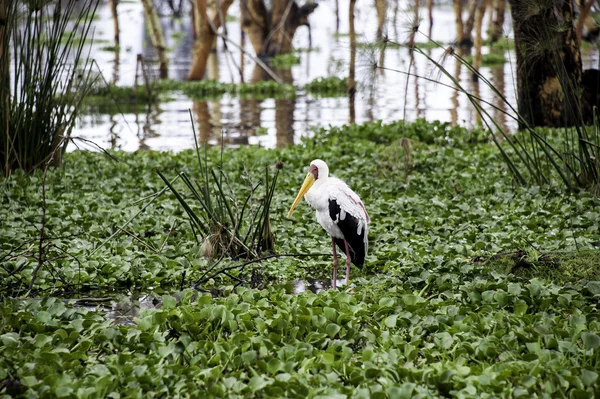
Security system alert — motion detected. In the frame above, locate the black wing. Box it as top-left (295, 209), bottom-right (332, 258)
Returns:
top-left (329, 199), bottom-right (367, 268)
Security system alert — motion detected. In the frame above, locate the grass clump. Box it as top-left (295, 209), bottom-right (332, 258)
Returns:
top-left (157, 119), bottom-right (280, 260)
top-left (304, 77), bottom-right (348, 96)
top-left (0, 0), bottom-right (99, 176)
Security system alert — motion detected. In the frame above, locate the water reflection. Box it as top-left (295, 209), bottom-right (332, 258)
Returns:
top-left (69, 1), bottom-right (600, 151)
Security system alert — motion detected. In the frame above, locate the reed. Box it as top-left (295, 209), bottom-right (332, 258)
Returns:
top-left (0, 0), bottom-right (99, 176)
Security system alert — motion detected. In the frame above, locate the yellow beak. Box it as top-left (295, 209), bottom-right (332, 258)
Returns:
top-left (287, 173), bottom-right (315, 217)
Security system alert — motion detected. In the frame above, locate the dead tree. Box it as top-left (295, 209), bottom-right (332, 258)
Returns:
top-left (109, 0), bottom-right (119, 45)
top-left (348, 0), bottom-right (356, 124)
top-left (0, 0), bottom-right (8, 154)
top-left (141, 0), bottom-right (168, 78)
top-left (576, 0), bottom-right (595, 45)
top-left (472, 0), bottom-right (490, 78)
top-left (489, 0), bottom-right (506, 42)
top-left (188, 0), bottom-right (234, 80)
top-left (452, 0), bottom-right (464, 43)
top-left (240, 0), bottom-right (317, 57)
top-left (375, 0), bottom-right (386, 41)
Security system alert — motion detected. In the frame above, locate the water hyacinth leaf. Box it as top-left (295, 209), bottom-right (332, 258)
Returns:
top-left (248, 375), bottom-right (270, 392)
top-left (581, 370), bottom-right (598, 386)
top-left (581, 333), bottom-right (600, 350)
top-left (384, 314), bottom-right (397, 328)
top-left (323, 322), bottom-right (341, 338)
top-left (1, 332), bottom-right (20, 347)
top-left (162, 295), bottom-right (177, 309)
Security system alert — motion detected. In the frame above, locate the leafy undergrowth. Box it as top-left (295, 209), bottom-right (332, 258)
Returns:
top-left (1, 119), bottom-right (600, 397)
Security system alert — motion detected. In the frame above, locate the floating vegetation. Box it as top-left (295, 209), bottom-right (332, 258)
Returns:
top-left (304, 76), bottom-right (348, 97)
top-left (99, 44), bottom-right (120, 52)
top-left (159, 79), bottom-right (296, 100)
top-left (83, 84), bottom-right (160, 106)
top-left (464, 53), bottom-right (507, 66)
top-left (488, 38), bottom-right (515, 51)
top-left (2, 119), bottom-right (600, 397)
top-left (269, 53), bottom-right (301, 68)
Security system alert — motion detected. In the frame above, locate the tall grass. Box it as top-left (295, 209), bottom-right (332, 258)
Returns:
top-left (0, 0), bottom-right (99, 176)
top-left (389, 33), bottom-right (600, 192)
top-left (157, 113), bottom-right (280, 260)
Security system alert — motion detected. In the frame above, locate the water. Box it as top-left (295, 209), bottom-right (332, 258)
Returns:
top-left (71, 1), bottom-right (600, 151)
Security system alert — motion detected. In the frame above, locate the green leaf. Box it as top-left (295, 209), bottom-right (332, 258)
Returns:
top-left (384, 314), bottom-right (397, 328)
top-left (581, 369), bottom-right (598, 386)
top-left (248, 375), bottom-right (269, 392)
top-left (242, 350), bottom-right (257, 365)
top-left (582, 333), bottom-right (600, 350)
top-left (162, 295), bottom-right (177, 309)
top-left (1, 333), bottom-right (19, 347)
top-left (325, 323), bottom-right (341, 338)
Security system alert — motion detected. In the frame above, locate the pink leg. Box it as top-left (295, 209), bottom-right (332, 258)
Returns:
top-left (331, 237), bottom-right (338, 289)
top-left (344, 239), bottom-right (351, 285)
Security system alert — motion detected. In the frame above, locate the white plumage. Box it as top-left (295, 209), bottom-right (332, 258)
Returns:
top-left (287, 159), bottom-right (370, 289)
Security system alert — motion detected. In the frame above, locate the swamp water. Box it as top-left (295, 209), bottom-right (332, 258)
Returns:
top-left (69, 1), bottom-right (600, 152)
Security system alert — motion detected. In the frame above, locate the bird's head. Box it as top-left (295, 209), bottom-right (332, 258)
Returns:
top-left (287, 159), bottom-right (329, 217)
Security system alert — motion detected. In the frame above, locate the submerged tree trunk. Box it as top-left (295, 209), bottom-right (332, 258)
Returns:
top-left (241, 0), bottom-right (317, 57)
top-left (472, 0), bottom-right (489, 78)
top-left (508, 0), bottom-right (583, 127)
top-left (453, 0), bottom-right (464, 43)
top-left (0, 0), bottom-right (8, 170)
top-left (426, 0), bottom-right (434, 38)
top-left (489, 0), bottom-right (506, 42)
top-left (141, 0), bottom-right (168, 78)
top-left (408, 0), bottom-right (419, 47)
top-left (375, 0), bottom-right (386, 41)
top-left (109, 0), bottom-right (120, 45)
top-left (188, 0), bottom-right (234, 80)
top-left (348, 0), bottom-right (357, 124)
top-left (576, 0), bottom-right (595, 45)
top-left (462, 0), bottom-right (481, 46)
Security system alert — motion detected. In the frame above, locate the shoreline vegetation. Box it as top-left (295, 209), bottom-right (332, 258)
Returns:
top-left (1, 119), bottom-right (599, 397)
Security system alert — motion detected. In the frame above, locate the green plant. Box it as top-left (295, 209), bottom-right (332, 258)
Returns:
top-left (0, 0), bottom-right (99, 176)
top-left (304, 77), bottom-right (348, 97)
top-left (410, 40), bottom-right (600, 191)
top-left (269, 53), bottom-right (301, 68)
top-left (156, 115), bottom-right (281, 260)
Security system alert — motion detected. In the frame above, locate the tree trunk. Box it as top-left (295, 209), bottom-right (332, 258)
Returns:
top-left (241, 0), bottom-right (317, 57)
top-left (375, 0), bottom-right (386, 41)
top-left (140, 0), bottom-right (168, 78)
top-left (426, 0), bottom-right (434, 38)
top-left (472, 0), bottom-right (489, 78)
top-left (508, 0), bottom-right (583, 127)
top-left (576, 0), bottom-right (595, 45)
top-left (0, 0), bottom-right (9, 173)
top-left (335, 0), bottom-right (340, 33)
top-left (348, 0), bottom-right (357, 124)
top-left (462, 0), bottom-right (481, 46)
top-left (453, 0), bottom-right (464, 44)
top-left (408, 0), bottom-right (419, 47)
top-left (109, 0), bottom-right (120, 45)
top-left (188, 0), bottom-right (234, 80)
top-left (489, 0), bottom-right (506, 42)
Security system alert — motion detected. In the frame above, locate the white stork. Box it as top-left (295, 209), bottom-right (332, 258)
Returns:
top-left (287, 159), bottom-right (370, 289)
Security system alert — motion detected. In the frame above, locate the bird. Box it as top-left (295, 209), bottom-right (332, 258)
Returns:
top-left (287, 159), bottom-right (370, 289)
